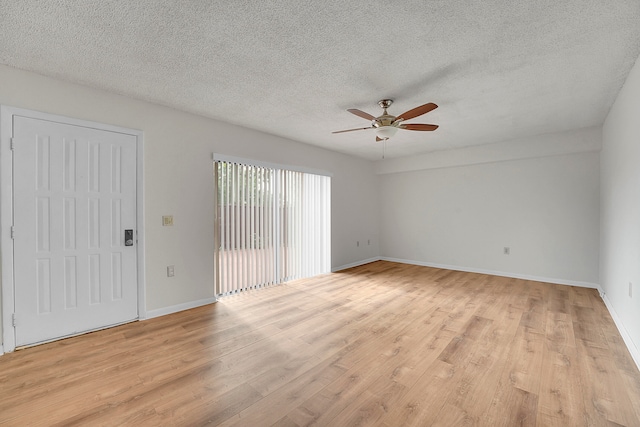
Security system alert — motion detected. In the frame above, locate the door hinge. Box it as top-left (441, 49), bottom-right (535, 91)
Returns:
top-left (10, 226), bottom-right (15, 239)
top-left (10, 138), bottom-right (15, 150)
top-left (12, 313), bottom-right (16, 327)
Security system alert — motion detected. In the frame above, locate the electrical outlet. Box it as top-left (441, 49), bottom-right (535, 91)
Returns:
top-left (167, 265), bottom-right (175, 277)
top-left (503, 247), bottom-right (510, 255)
top-left (162, 215), bottom-right (174, 226)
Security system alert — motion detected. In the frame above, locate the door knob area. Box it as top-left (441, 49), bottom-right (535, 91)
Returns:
top-left (125, 229), bottom-right (134, 246)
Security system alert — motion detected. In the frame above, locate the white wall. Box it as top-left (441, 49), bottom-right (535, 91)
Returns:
top-left (601, 53), bottom-right (640, 364)
top-left (378, 132), bottom-right (601, 286)
top-left (0, 65), bottom-right (379, 344)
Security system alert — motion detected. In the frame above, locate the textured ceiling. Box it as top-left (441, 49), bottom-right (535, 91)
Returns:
top-left (1, 1), bottom-right (639, 161)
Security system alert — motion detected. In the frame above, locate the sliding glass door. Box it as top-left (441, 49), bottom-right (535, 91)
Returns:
top-left (215, 159), bottom-right (330, 296)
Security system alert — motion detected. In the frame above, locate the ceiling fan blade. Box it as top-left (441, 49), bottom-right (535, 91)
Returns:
top-left (332, 126), bottom-right (373, 134)
top-left (395, 103), bottom-right (438, 122)
top-left (399, 123), bottom-right (439, 131)
top-left (347, 109), bottom-right (376, 121)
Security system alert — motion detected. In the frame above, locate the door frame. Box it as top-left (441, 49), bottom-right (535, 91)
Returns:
top-left (0, 106), bottom-right (146, 353)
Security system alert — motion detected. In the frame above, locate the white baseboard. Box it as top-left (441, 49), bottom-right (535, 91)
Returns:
top-left (332, 257), bottom-right (382, 272)
top-left (380, 257), bottom-right (600, 289)
top-left (600, 293), bottom-right (640, 371)
top-left (145, 297), bottom-right (217, 319)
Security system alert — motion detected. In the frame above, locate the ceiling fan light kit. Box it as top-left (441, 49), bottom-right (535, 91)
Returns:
top-left (333, 99), bottom-right (439, 142)
top-left (376, 125), bottom-right (398, 139)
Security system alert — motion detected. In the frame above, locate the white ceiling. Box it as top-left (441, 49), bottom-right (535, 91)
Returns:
top-left (1, 1), bottom-right (639, 161)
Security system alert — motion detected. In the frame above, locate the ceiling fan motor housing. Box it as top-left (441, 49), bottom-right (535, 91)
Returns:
top-left (374, 99), bottom-right (400, 128)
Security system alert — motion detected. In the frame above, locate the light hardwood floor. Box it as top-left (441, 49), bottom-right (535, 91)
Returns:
top-left (1, 261), bottom-right (640, 426)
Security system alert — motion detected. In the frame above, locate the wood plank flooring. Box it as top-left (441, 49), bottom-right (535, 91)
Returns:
top-left (1, 261), bottom-right (640, 426)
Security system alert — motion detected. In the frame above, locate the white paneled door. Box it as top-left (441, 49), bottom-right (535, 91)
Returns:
top-left (12, 116), bottom-right (138, 347)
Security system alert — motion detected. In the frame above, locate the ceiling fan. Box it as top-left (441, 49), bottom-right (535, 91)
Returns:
top-left (333, 99), bottom-right (439, 141)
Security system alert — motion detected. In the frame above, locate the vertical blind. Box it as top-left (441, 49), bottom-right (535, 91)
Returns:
top-left (215, 160), bottom-right (330, 295)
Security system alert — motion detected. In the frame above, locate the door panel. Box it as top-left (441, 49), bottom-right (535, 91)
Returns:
top-left (13, 116), bottom-right (138, 346)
